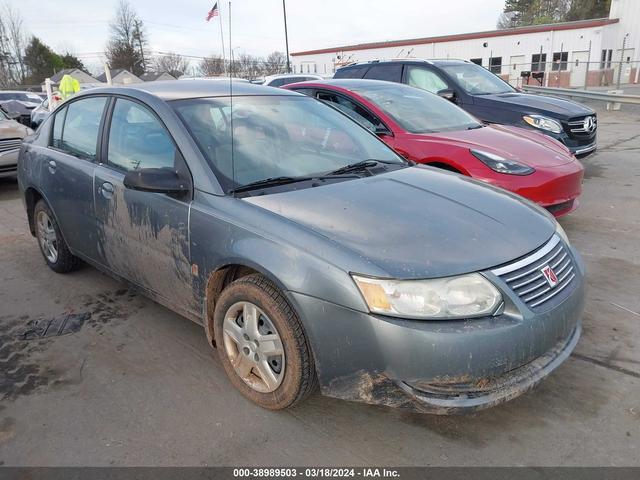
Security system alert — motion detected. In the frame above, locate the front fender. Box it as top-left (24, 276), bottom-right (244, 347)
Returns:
top-left (189, 191), bottom-right (371, 314)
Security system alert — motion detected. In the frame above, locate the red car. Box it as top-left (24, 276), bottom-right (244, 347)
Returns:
top-left (285, 79), bottom-right (583, 217)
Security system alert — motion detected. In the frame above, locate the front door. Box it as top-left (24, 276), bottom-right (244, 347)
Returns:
top-left (94, 97), bottom-right (196, 314)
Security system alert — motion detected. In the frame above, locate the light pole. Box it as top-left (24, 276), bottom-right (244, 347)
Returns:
top-left (282, 0), bottom-right (290, 73)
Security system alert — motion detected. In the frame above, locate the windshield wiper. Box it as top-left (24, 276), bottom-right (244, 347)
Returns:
top-left (231, 176), bottom-right (314, 194)
top-left (467, 124), bottom-right (484, 130)
top-left (323, 159), bottom-right (397, 177)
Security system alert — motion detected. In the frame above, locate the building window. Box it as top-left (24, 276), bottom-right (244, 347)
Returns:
top-left (601, 49), bottom-right (613, 69)
top-left (470, 58), bottom-right (482, 66)
top-left (552, 52), bottom-right (568, 71)
top-left (489, 57), bottom-right (502, 74)
top-left (531, 53), bottom-right (547, 72)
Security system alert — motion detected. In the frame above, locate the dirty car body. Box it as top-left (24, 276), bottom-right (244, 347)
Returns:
top-left (17, 81), bottom-right (585, 413)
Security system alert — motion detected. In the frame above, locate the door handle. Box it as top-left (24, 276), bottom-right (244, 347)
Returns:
top-left (48, 160), bottom-right (57, 174)
top-left (99, 182), bottom-right (114, 199)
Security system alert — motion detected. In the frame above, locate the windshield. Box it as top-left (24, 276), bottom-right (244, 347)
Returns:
top-left (172, 95), bottom-right (404, 192)
top-left (439, 63), bottom-right (515, 95)
top-left (354, 83), bottom-right (481, 133)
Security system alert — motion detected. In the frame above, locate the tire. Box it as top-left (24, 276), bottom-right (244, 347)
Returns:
top-left (213, 273), bottom-right (317, 410)
top-left (34, 199), bottom-right (81, 273)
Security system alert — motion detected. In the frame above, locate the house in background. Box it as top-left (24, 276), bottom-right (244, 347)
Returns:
top-left (96, 69), bottom-right (143, 85)
top-left (44, 68), bottom-right (102, 90)
top-left (140, 72), bottom-right (177, 82)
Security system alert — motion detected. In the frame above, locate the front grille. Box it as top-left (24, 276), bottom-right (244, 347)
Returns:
top-left (0, 138), bottom-right (22, 154)
top-left (492, 235), bottom-right (577, 310)
top-left (566, 115), bottom-right (597, 138)
top-left (545, 199), bottom-right (574, 216)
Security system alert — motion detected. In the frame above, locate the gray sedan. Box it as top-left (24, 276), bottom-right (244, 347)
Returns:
top-left (17, 81), bottom-right (585, 413)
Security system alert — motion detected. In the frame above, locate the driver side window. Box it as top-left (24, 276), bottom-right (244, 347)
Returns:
top-left (107, 99), bottom-right (178, 172)
top-left (406, 67), bottom-right (449, 94)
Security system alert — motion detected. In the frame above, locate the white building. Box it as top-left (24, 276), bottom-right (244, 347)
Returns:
top-left (291, 0), bottom-right (640, 88)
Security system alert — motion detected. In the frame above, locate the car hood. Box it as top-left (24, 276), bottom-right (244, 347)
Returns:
top-left (245, 166), bottom-right (555, 279)
top-left (474, 92), bottom-right (594, 118)
top-left (0, 119), bottom-right (30, 138)
top-left (411, 124), bottom-right (575, 168)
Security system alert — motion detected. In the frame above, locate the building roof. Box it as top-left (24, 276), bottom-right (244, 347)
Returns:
top-left (140, 72), bottom-right (177, 82)
top-left (96, 69), bottom-right (141, 83)
top-left (291, 18), bottom-right (620, 57)
top-left (49, 68), bottom-right (99, 84)
top-left (77, 79), bottom-right (303, 101)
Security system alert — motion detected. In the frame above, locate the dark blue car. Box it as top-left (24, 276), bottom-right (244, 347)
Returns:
top-left (18, 81), bottom-right (585, 413)
top-left (335, 59), bottom-right (597, 157)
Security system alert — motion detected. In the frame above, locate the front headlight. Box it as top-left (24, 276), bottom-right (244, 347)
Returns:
top-left (555, 222), bottom-right (570, 246)
top-left (470, 149), bottom-right (535, 175)
top-left (352, 273), bottom-right (502, 320)
top-left (523, 114), bottom-right (563, 134)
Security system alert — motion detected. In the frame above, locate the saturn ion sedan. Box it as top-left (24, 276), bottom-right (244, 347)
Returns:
top-left (286, 79), bottom-right (584, 217)
top-left (17, 81), bottom-right (585, 413)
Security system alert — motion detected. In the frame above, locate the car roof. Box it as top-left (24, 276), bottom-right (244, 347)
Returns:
top-left (286, 78), bottom-right (406, 90)
top-left (339, 58), bottom-right (468, 69)
top-left (76, 80), bottom-right (302, 101)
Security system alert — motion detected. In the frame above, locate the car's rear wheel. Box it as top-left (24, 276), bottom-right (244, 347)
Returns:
top-left (213, 273), bottom-right (317, 410)
top-left (34, 200), bottom-right (81, 273)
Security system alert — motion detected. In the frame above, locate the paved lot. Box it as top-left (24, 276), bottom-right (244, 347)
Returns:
top-left (0, 111), bottom-right (639, 466)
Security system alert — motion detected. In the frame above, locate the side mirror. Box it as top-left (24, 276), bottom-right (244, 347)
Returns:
top-left (123, 168), bottom-right (190, 195)
top-left (437, 89), bottom-right (456, 101)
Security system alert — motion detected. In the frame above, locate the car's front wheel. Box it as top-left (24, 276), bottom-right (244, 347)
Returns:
top-left (34, 200), bottom-right (81, 273)
top-left (213, 273), bottom-right (317, 410)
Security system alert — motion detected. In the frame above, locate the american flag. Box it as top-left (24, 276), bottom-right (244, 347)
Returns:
top-left (206, 2), bottom-right (219, 21)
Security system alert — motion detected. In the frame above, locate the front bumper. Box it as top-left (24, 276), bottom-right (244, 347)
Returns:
top-left (289, 246), bottom-right (585, 414)
top-left (0, 149), bottom-right (18, 178)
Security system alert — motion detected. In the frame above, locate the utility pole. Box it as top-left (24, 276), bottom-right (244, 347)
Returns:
top-left (134, 20), bottom-right (146, 73)
top-left (282, 0), bottom-right (291, 73)
top-left (616, 33), bottom-right (629, 90)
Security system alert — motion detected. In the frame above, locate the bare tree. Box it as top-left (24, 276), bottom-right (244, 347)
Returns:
top-left (106, 0), bottom-right (149, 75)
top-left (0, 3), bottom-right (28, 87)
top-left (198, 55), bottom-right (226, 77)
top-left (263, 51), bottom-right (287, 76)
top-left (237, 54), bottom-right (263, 80)
top-left (153, 52), bottom-right (190, 78)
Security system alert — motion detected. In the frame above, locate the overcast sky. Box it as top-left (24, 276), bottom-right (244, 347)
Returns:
top-left (13, 0), bottom-right (505, 72)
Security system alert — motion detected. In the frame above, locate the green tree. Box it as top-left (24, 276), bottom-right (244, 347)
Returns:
top-left (498, 0), bottom-right (607, 28)
top-left (23, 36), bottom-right (64, 85)
top-left (566, 0), bottom-right (611, 20)
top-left (60, 52), bottom-right (86, 71)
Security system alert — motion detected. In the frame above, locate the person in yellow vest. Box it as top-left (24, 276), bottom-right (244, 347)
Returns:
top-left (58, 74), bottom-right (80, 100)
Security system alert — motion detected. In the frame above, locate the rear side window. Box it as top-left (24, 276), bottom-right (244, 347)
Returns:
top-left (364, 64), bottom-right (403, 83)
top-left (268, 78), bottom-right (285, 87)
top-left (53, 97), bottom-right (107, 160)
top-left (51, 107), bottom-right (67, 149)
top-left (107, 98), bottom-right (178, 172)
top-left (334, 65), bottom-right (369, 79)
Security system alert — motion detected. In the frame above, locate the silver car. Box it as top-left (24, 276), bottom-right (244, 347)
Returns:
top-left (1, 108), bottom-right (32, 178)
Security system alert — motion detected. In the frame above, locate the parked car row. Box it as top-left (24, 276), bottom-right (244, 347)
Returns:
top-left (18, 75), bottom-right (586, 414)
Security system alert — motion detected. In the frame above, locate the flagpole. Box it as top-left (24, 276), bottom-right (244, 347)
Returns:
top-left (282, 0), bottom-right (291, 73)
top-left (218, 5), bottom-right (227, 77)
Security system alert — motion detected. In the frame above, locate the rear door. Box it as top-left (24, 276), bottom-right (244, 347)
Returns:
top-left (94, 96), bottom-right (196, 313)
top-left (43, 95), bottom-right (108, 261)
